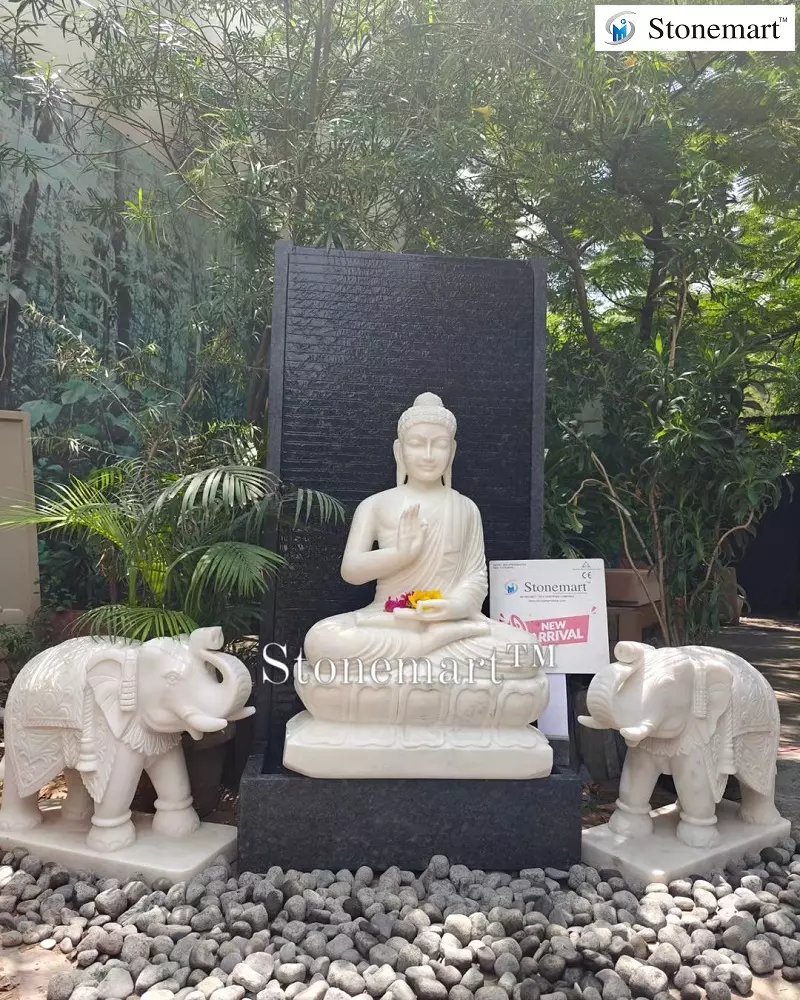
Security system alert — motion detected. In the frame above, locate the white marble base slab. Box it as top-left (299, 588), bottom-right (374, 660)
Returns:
top-left (582, 799), bottom-right (791, 890)
top-left (283, 711), bottom-right (553, 779)
top-left (0, 804), bottom-right (237, 882)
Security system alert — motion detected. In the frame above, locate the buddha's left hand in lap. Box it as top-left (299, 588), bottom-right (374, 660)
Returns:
top-left (411, 597), bottom-right (471, 622)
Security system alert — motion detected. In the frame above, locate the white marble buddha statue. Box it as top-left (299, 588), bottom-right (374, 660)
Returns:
top-left (282, 392), bottom-right (552, 779)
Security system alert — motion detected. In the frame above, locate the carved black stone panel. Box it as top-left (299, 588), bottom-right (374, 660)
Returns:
top-left (257, 242), bottom-right (547, 764)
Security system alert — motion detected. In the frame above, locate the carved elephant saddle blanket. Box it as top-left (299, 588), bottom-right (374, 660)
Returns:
top-left (14, 639), bottom-right (91, 729)
top-left (643, 649), bottom-right (780, 802)
top-left (6, 639), bottom-right (97, 797)
top-left (723, 662), bottom-right (781, 794)
top-left (5, 637), bottom-right (179, 800)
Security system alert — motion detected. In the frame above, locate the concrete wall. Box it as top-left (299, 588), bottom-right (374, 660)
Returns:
top-left (0, 411), bottom-right (39, 624)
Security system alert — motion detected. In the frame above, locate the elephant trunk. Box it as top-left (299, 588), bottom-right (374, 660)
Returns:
top-left (179, 631), bottom-right (255, 736)
top-left (203, 649), bottom-right (253, 718)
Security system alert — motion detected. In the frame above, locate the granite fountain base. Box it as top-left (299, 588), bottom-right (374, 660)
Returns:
top-left (238, 754), bottom-right (582, 872)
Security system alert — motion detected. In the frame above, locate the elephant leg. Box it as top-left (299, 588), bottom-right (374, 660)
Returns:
top-left (85, 743), bottom-right (143, 853)
top-left (0, 753), bottom-right (42, 832)
top-left (672, 752), bottom-right (720, 848)
top-left (60, 769), bottom-right (93, 825)
top-left (146, 744), bottom-right (200, 838)
top-left (739, 781), bottom-right (781, 826)
top-left (608, 747), bottom-right (661, 838)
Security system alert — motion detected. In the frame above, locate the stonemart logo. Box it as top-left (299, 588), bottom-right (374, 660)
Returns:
top-left (595, 4), bottom-right (795, 51)
top-left (605, 11), bottom-right (637, 44)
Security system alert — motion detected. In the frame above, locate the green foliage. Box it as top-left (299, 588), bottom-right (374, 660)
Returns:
top-left (3, 0), bottom-right (800, 640)
top-left (0, 616), bottom-right (51, 677)
top-left (37, 535), bottom-right (102, 610)
top-left (0, 463), bottom-right (344, 640)
top-left (0, 86), bottom-right (215, 405)
top-left (18, 316), bottom-right (254, 472)
top-left (545, 330), bottom-right (787, 642)
top-left (10, 315), bottom-right (264, 612)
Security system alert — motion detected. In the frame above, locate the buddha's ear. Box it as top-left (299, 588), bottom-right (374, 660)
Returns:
top-left (393, 438), bottom-right (407, 487)
top-left (444, 440), bottom-right (456, 488)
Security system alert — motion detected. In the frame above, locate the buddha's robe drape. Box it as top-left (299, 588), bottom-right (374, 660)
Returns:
top-left (304, 489), bottom-right (540, 679)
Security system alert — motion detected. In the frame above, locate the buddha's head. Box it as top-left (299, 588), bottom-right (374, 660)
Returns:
top-left (394, 392), bottom-right (457, 488)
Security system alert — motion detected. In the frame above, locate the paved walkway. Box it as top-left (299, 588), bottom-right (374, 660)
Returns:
top-left (713, 617), bottom-right (800, 756)
top-left (712, 617), bottom-right (800, 823)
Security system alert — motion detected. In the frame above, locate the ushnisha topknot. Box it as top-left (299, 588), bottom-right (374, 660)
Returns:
top-left (397, 392), bottom-right (457, 439)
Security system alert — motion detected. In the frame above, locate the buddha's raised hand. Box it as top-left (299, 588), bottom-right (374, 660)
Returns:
top-left (396, 503), bottom-right (428, 562)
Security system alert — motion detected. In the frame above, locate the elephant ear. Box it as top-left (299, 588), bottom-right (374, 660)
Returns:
top-left (86, 646), bottom-right (138, 740)
top-left (692, 656), bottom-right (734, 742)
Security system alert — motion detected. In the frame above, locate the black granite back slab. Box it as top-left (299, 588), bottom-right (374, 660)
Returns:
top-left (258, 242), bottom-right (547, 763)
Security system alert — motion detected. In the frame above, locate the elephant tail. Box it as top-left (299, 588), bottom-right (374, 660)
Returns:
top-left (1, 703), bottom-right (6, 782)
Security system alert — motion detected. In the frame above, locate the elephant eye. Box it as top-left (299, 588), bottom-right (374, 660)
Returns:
top-left (165, 670), bottom-right (180, 685)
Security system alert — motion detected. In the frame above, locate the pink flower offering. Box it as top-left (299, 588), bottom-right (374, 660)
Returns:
top-left (384, 592), bottom-right (412, 612)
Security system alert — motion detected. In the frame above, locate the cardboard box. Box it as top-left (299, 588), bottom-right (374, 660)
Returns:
top-left (605, 568), bottom-right (662, 606)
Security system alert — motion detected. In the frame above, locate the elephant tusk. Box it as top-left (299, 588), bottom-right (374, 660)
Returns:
top-left (182, 711), bottom-right (228, 733)
top-left (186, 727), bottom-right (204, 741)
top-left (619, 724), bottom-right (654, 745)
top-left (578, 714), bottom-right (605, 730)
top-left (228, 706), bottom-right (256, 721)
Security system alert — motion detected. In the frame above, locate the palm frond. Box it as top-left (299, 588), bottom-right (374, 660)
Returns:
top-left (132, 534), bottom-right (173, 601)
top-left (85, 464), bottom-right (129, 490)
top-left (185, 541), bottom-right (287, 616)
top-left (289, 487), bottom-right (346, 527)
top-left (0, 503), bottom-right (46, 529)
top-left (0, 478), bottom-right (136, 548)
top-left (154, 466), bottom-right (281, 517)
top-left (76, 605), bottom-right (198, 641)
top-left (86, 461), bottom-right (164, 506)
top-left (237, 492), bottom-right (281, 540)
top-left (215, 602), bottom-right (268, 635)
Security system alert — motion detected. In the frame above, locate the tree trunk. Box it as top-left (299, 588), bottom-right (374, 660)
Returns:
top-left (110, 150), bottom-right (133, 347)
top-left (545, 218), bottom-right (608, 360)
top-left (245, 325), bottom-right (271, 425)
top-left (640, 216), bottom-right (670, 343)
top-left (0, 108), bottom-right (54, 407)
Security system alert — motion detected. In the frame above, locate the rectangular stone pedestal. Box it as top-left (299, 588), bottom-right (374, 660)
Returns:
top-left (0, 805), bottom-right (237, 882)
top-left (284, 712), bottom-right (553, 779)
top-left (582, 800), bottom-right (791, 890)
top-left (239, 754), bottom-right (582, 872)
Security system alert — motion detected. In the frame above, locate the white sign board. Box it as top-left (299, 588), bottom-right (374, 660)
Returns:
top-left (490, 559), bottom-right (610, 741)
top-left (489, 558), bottom-right (610, 675)
top-left (537, 673), bottom-right (570, 740)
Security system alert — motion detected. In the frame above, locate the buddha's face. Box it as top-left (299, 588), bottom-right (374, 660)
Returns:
top-left (398, 422), bottom-right (454, 483)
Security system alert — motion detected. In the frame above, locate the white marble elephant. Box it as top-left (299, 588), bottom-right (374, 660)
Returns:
top-left (579, 641), bottom-right (782, 848)
top-left (0, 626), bottom-right (254, 852)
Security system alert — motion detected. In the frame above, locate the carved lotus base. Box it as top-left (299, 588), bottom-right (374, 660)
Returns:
top-left (295, 672), bottom-right (550, 728)
top-left (283, 711), bottom-right (553, 779)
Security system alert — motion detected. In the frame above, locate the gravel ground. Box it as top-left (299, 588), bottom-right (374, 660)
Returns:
top-left (2, 840), bottom-right (800, 1000)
